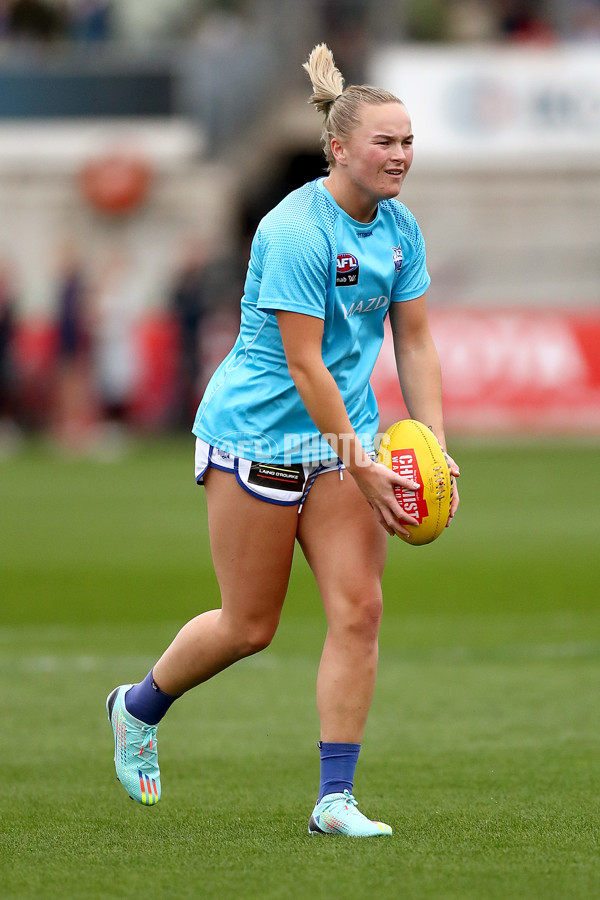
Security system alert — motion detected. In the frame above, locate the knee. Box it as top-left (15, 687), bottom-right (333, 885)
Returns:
top-left (229, 617), bottom-right (279, 658)
top-left (359, 594), bottom-right (383, 637)
top-left (341, 593), bottom-right (383, 642)
top-left (243, 624), bottom-right (276, 656)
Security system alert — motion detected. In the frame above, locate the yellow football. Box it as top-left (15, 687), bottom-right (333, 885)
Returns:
top-left (377, 419), bottom-right (452, 546)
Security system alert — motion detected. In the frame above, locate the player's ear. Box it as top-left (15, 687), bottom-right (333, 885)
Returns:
top-left (330, 137), bottom-right (346, 166)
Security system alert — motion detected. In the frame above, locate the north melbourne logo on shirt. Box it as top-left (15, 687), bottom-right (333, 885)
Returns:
top-left (336, 253), bottom-right (359, 286)
top-left (392, 244), bottom-right (403, 272)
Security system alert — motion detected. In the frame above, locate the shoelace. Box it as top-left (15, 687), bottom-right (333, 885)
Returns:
top-left (341, 790), bottom-right (358, 808)
top-left (128, 724), bottom-right (158, 772)
top-left (321, 790), bottom-right (360, 814)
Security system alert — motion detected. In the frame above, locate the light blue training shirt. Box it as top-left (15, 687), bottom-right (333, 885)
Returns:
top-left (192, 177), bottom-right (430, 464)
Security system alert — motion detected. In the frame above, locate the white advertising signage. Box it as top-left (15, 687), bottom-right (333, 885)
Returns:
top-left (370, 45), bottom-right (600, 168)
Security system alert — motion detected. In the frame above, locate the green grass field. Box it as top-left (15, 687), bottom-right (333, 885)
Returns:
top-left (1, 438), bottom-right (599, 899)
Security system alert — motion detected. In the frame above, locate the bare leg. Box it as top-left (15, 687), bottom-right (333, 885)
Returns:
top-left (153, 468), bottom-right (299, 696)
top-left (297, 469), bottom-right (388, 743)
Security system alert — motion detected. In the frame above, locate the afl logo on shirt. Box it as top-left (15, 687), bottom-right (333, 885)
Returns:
top-left (336, 253), bottom-right (359, 286)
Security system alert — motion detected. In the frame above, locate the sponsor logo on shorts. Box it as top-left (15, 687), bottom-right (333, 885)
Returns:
top-left (391, 449), bottom-right (428, 522)
top-left (248, 462), bottom-right (306, 492)
top-left (336, 253), bottom-right (359, 286)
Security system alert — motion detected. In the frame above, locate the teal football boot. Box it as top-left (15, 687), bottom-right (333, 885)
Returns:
top-left (308, 789), bottom-right (392, 837)
top-left (107, 684), bottom-right (161, 806)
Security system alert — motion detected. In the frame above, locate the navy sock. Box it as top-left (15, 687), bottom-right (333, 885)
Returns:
top-left (124, 670), bottom-right (178, 726)
top-left (318, 741), bottom-right (361, 801)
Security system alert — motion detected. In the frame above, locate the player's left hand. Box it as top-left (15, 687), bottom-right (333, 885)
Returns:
top-left (444, 453), bottom-right (460, 526)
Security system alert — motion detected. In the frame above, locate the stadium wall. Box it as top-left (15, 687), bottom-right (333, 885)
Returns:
top-left (2, 44), bottom-right (599, 437)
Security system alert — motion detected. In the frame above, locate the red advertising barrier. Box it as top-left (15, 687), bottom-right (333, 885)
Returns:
top-left (11, 309), bottom-right (600, 436)
top-left (372, 310), bottom-right (600, 435)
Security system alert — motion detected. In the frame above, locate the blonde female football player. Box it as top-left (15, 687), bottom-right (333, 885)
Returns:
top-left (107, 43), bottom-right (460, 836)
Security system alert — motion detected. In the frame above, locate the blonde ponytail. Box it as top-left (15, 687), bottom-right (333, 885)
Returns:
top-left (302, 43), bottom-right (404, 171)
top-left (302, 43), bottom-right (345, 118)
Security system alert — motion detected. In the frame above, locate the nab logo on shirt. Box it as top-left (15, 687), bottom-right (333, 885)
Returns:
top-left (336, 253), bottom-right (359, 286)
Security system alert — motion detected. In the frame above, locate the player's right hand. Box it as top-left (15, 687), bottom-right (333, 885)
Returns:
top-left (351, 459), bottom-right (420, 537)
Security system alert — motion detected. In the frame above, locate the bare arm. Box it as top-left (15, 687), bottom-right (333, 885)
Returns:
top-left (389, 296), bottom-right (460, 521)
top-left (276, 309), bottom-right (420, 535)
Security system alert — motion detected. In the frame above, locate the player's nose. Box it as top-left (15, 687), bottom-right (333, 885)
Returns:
top-left (390, 144), bottom-right (406, 163)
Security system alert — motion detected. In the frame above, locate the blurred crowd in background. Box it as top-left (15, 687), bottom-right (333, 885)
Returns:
top-left (0, 0), bottom-right (599, 45)
top-left (0, 234), bottom-right (245, 457)
top-left (0, 0), bottom-right (599, 457)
